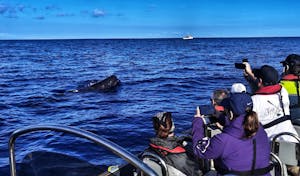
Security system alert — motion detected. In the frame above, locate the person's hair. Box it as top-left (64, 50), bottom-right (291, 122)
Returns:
top-left (284, 54), bottom-right (300, 76)
top-left (212, 89), bottom-right (229, 105)
top-left (243, 111), bottom-right (259, 138)
top-left (153, 112), bottom-right (173, 138)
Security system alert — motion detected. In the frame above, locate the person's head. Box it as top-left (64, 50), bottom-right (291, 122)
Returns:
top-left (221, 92), bottom-right (253, 119)
top-left (152, 112), bottom-right (175, 138)
top-left (243, 111), bottom-right (259, 138)
top-left (253, 65), bottom-right (279, 87)
top-left (221, 93), bottom-right (259, 137)
top-left (281, 54), bottom-right (300, 75)
top-left (211, 89), bottom-right (229, 112)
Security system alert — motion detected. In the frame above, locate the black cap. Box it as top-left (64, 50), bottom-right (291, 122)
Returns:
top-left (280, 54), bottom-right (300, 65)
top-left (253, 65), bottom-right (278, 86)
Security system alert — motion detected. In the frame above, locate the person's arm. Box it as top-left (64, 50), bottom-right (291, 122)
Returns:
top-left (243, 62), bottom-right (255, 81)
top-left (192, 108), bottom-right (224, 159)
top-left (216, 113), bottom-right (230, 127)
top-left (243, 62), bottom-right (259, 93)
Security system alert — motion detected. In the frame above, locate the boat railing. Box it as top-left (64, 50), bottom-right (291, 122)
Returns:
top-left (271, 132), bottom-right (300, 145)
top-left (271, 132), bottom-right (300, 176)
top-left (8, 125), bottom-right (158, 176)
top-left (141, 151), bottom-right (169, 176)
top-left (270, 152), bottom-right (285, 176)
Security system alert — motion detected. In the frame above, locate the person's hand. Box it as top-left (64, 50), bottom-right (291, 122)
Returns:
top-left (215, 122), bottom-right (224, 130)
top-left (243, 62), bottom-right (251, 76)
top-left (243, 62), bottom-right (255, 80)
top-left (194, 106), bottom-right (204, 118)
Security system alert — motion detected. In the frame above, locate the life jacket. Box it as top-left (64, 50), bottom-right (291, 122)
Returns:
top-left (282, 74), bottom-right (299, 81)
top-left (214, 105), bottom-right (224, 112)
top-left (254, 84), bottom-right (282, 95)
top-left (254, 84), bottom-right (292, 129)
top-left (148, 136), bottom-right (203, 176)
top-left (281, 74), bottom-right (300, 107)
top-left (149, 143), bottom-right (186, 157)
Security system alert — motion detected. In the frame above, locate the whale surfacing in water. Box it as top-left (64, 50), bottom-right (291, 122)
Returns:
top-left (88, 75), bottom-right (120, 91)
top-left (72, 75), bottom-right (120, 93)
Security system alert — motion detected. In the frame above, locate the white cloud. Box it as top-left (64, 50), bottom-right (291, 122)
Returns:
top-left (92, 9), bottom-right (105, 17)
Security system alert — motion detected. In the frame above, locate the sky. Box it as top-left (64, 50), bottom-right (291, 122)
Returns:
top-left (0, 0), bottom-right (300, 39)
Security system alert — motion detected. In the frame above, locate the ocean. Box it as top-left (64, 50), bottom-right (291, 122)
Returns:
top-left (1, 38), bottom-right (300, 175)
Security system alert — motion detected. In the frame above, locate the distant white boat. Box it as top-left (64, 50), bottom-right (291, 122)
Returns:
top-left (183, 35), bottom-right (193, 40)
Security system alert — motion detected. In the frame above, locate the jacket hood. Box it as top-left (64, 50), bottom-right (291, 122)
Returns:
top-left (222, 115), bottom-right (246, 139)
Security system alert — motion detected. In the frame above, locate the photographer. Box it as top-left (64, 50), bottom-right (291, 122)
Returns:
top-left (239, 60), bottom-right (299, 176)
top-left (206, 84), bottom-right (245, 130)
top-left (192, 92), bottom-right (271, 175)
top-left (208, 89), bottom-right (229, 129)
top-left (280, 54), bottom-right (300, 120)
top-left (241, 61), bottom-right (298, 143)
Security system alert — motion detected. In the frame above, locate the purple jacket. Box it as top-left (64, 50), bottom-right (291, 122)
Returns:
top-left (192, 115), bottom-right (271, 175)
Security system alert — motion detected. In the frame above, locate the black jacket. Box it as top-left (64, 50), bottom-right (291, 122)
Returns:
top-left (145, 136), bottom-right (203, 176)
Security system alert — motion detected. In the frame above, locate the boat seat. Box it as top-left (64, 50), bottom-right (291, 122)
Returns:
top-left (140, 152), bottom-right (187, 176)
top-left (271, 132), bottom-right (300, 166)
top-left (293, 123), bottom-right (300, 136)
top-left (272, 141), bottom-right (299, 166)
top-left (271, 132), bottom-right (300, 176)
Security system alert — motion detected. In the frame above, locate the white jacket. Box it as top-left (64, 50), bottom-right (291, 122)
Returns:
top-left (252, 86), bottom-right (298, 142)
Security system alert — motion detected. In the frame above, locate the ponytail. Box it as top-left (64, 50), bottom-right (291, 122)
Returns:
top-left (243, 111), bottom-right (259, 138)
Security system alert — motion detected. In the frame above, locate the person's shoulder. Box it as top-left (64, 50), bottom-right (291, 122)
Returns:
top-left (250, 94), bottom-right (260, 101)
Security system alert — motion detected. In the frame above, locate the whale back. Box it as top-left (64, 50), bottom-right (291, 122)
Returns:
top-left (89, 75), bottom-right (120, 91)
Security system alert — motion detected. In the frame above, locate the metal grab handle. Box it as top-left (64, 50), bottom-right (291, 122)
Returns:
top-left (9, 125), bottom-right (158, 176)
top-left (270, 152), bottom-right (285, 176)
top-left (141, 152), bottom-right (169, 176)
top-left (271, 132), bottom-right (300, 152)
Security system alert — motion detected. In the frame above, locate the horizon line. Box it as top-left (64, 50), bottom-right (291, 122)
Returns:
top-left (1, 36), bottom-right (300, 41)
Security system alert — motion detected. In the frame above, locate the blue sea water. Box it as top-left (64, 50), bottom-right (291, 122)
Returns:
top-left (1, 38), bottom-right (300, 174)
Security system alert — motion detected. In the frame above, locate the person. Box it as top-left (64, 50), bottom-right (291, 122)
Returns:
top-left (243, 63), bottom-right (300, 176)
top-left (243, 63), bottom-right (298, 142)
top-left (208, 84), bottom-right (245, 129)
top-left (280, 54), bottom-right (300, 120)
top-left (192, 92), bottom-right (272, 175)
top-left (208, 89), bottom-right (229, 129)
top-left (145, 112), bottom-right (203, 176)
top-left (211, 89), bottom-right (229, 112)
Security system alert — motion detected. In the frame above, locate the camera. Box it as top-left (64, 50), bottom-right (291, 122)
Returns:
top-left (234, 58), bottom-right (248, 69)
top-left (235, 63), bottom-right (246, 69)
